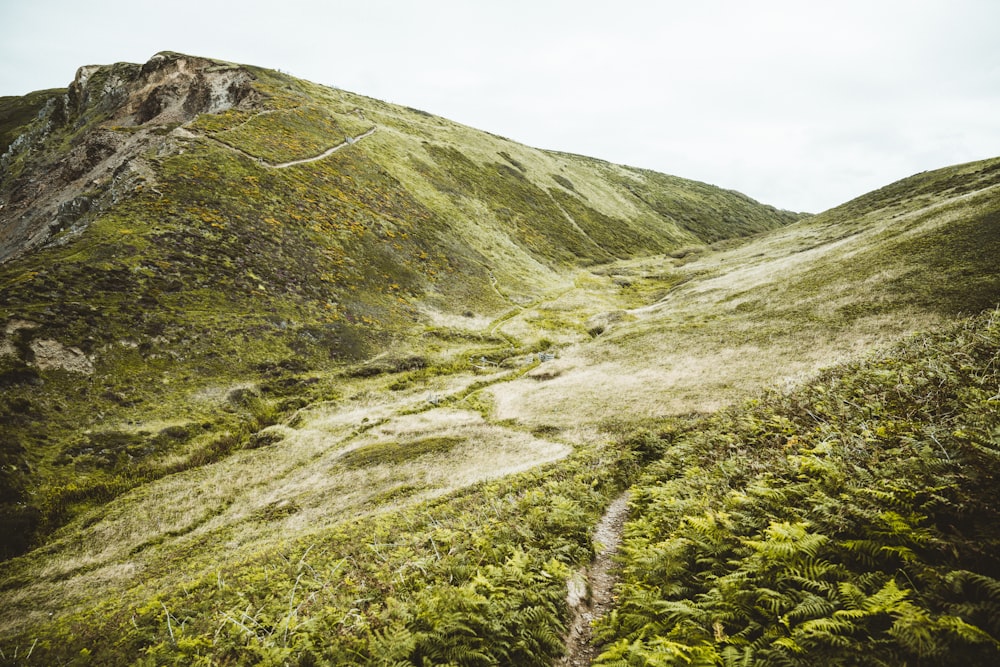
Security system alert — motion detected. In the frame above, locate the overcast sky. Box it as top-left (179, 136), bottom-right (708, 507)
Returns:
top-left (2, 0), bottom-right (998, 212)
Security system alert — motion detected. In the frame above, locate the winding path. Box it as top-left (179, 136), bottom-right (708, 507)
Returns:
top-left (198, 122), bottom-right (377, 169)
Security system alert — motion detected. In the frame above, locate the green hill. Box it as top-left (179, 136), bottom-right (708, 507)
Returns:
top-left (0, 51), bottom-right (998, 666)
top-left (0, 52), bottom-right (800, 561)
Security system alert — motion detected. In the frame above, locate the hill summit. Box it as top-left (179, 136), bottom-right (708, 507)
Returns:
top-left (0, 52), bottom-right (260, 262)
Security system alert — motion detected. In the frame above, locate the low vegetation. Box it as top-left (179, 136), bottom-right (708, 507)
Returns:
top-left (0, 433), bottom-right (640, 666)
top-left (595, 310), bottom-right (1000, 665)
top-left (4, 309), bottom-right (998, 665)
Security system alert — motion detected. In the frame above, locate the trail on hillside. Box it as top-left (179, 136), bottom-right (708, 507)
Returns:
top-left (485, 271), bottom-right (577, 342)
top-left (198, 121), bottom-right (376, 168)
top-left (272, 127), bottom-right (376, 168)
top-left (486, 271), bottom-right (525, 340)
top-left (558, 492), bottom-right (630, 666)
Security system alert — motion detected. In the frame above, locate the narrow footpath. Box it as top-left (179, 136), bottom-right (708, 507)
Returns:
top-left (272, 127), bottom-right (377, 168)
top-left (198, 123), bottom-right (377, 169)
top-left (557, 492), bottom-right (631, 666)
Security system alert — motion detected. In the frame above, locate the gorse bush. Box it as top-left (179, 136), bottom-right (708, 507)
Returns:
top-left (596, 309), bottom-right (1000, 665)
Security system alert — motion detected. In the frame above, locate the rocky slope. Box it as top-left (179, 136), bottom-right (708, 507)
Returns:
top-left (0, 52), bottom-right (259, 262)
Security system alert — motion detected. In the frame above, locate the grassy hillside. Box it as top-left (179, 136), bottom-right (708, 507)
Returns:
top-left (0, 52), bottom-right (998, 665)
top-left (0, 53), bottom-right (799, 562)
top-left (480, 155), bottom-right (1000, 432)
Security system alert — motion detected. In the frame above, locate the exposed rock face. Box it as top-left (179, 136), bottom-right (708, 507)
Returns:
top-left (29, 339), bottom-right (94, 374)
top-left (67, 52), bottom-right (258, 127)
top-left (0, 320), bottom-right (93, 374)
top-left (0, 52), bottom-right (262, 263)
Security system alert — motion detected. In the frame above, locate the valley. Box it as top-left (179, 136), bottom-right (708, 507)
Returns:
top-left (1, 52), bottom-right (998, 665)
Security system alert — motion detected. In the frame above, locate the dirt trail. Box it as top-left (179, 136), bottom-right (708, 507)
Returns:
top-left (557, 492), bottom-right (630, 666)
top-left (272, 127), bottom-right (376, 168)
top-left (199, 124), bottom-right (376, 169)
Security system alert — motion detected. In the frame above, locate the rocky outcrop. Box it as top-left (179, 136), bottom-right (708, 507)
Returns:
top-left (0, 320), bottom-right (94, 374)
top-left (0, 52), bottom-right (262, 263)
top-left (66, 51), bottom-right (259, 127)
top-left (29, 338), bottom-right (94, 374)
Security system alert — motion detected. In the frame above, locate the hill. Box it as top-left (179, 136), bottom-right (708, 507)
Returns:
top-left (0, 52), bottom-right (998, 665)
top-left (0, 52), bottom-right (801, 561)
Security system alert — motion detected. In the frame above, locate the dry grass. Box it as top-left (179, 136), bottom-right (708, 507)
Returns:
top-left (481, 176), bottom-right (996, 431)
top-left (0, 376), bottom-right (569, 636)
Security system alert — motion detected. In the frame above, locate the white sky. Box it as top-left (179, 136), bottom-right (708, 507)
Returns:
top-left (1, 0), bottom-right (998, 212)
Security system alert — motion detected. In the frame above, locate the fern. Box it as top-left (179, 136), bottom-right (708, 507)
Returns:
top-left (779, 593), bottom-right (835, 628)
top-left (595, 636), bottom-right (719, 667)
top-left (598, 311), bottom-right (1000, 666)
top-left (742, 522), bottom-right (827, 562)
top-left (368, 625), bottom-right (418, 666)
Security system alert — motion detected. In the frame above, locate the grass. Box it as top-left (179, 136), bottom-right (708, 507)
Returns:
top-left (1, 441), bottom-right (632, 665)
top-left (0, 52), bottom-right (998, 665)
top-left (480, 156), bottom-right (1000, 434)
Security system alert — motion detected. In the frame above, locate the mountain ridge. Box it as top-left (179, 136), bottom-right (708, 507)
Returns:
top-left (0, 52), bottom-right (803, 265)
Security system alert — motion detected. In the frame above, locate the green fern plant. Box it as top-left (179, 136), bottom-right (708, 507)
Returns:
top-left (597, 310), bottom-right (1000, 666)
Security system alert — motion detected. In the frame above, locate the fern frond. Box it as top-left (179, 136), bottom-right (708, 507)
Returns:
top-left (946, 570), bottom-right (1000, 601)
top-left (719, 644), bottom-right (754, 667)
top-left (936, 615), bottom-right (997, 645)
top-left (742, 522), bottom-right (827, 562)
top-left (796, 615), bottom-right (857, 637)
top-left (780, 593), bottom-right (835, 628)
top-left (772, 636), bottom-right (805, 653)
top-left (888, 603), bottom-right (942, 657)
top-left (853, 578), bottom-right (909, 616)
